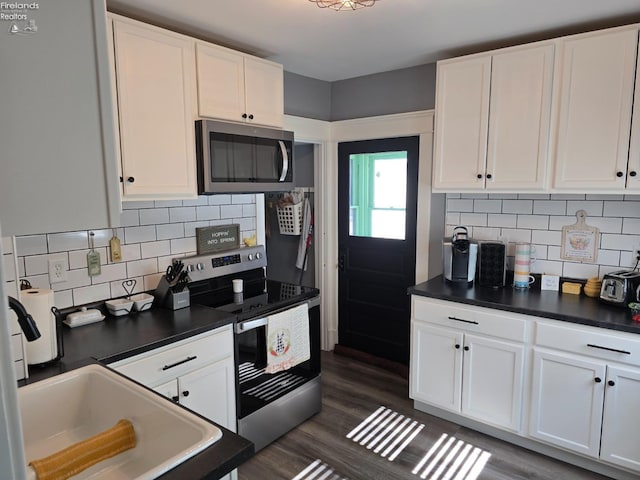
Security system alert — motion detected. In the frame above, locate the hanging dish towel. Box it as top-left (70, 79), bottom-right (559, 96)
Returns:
top-left (265, 303), bottom-right (310, 374)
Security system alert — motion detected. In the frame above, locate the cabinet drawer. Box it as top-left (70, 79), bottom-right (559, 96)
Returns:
top-left (111, 326), bottom-right (233, 386)
top-left (412, 296), bottom-right (527, 342)
top-left (536, 321), bottom-right (640, 367)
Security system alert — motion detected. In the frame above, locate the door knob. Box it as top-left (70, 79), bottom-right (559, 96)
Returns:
top-left (608, 380), bottom-right (615, 387)
top-left (463, 346), bottom-right (470, 351)
top-left (616, 171), bottom-right (624, 178)
top-left (338, 254), bottom-right (345, 272)
top-left (171, 395), bottom-right (179, 402)
top-left (594, 377), bottom-right (602, 383)
top-left (182, 390), bottom-right (190, 397)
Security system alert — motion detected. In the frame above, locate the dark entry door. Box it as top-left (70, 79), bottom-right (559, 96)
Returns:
top-left (337, 136), bottom-right (419, 365)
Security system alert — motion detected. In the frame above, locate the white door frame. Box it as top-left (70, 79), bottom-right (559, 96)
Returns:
top-left (285, 110), bottom-right (437, 351)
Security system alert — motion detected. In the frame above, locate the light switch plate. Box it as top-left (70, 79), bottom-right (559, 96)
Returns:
top-left (541, 275), bottom-right (560, 291)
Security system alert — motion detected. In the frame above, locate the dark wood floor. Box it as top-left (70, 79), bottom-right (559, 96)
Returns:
top-left (238, 351), bottom-right (613, 480)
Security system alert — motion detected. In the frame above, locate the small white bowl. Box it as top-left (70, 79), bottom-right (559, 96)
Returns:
top-left (131, 293), bottom-right (154, 312)
top-left (105, 298), bottom-right (133, 316)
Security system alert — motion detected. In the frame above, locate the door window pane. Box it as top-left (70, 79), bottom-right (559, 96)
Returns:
top-left (349, 151), bottom-right (407, 240)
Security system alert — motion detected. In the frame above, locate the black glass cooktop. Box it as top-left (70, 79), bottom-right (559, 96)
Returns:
top-left (190, 276), bottom-right (319, 321)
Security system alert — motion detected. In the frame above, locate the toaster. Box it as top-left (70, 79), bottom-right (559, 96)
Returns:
top-left (599, 270), bottom-right (640, 306)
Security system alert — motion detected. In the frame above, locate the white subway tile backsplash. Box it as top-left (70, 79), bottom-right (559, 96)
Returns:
top-left (182, 197), bottom-right (209, 206)
top-left (232, 194), bottom-right (256, 204)
top-left (502, 200), bottom-right (533, 215)
top-left (139, 208), bottom-right (170, 225)
top-left (110, 276), bottom-right (144, 297)
top-left (531, 229), bottom-right (561, 246)
top-left (119, 244), bottom-right (141, 262)
top-left (501, 229), bottom-right (532, 245)
top-left (236, 217), bottom-right (256, 232)
top-left (459, 213), bottom-right (487, 227)
top-left (460, 193), bottom-right (488, 199)
top-left (184, 221), bottom-right (210, 237)
top-left (242, 204), bottom-right (257, 217)
top-left (124, 226), bottom-right (156, 244)
top-left (220, 204), bottom-right (243, 218)
top-left (73, 283), bottom-right (111, 306)
top-left (533, 200), bottom-right (566, 215)
top-left (488, 194), bottom-right (517, 199)
top-left (603, 201), bottom-right (640, 218)
top-left (487, 214), bottom-right (517, 228)
top-left (547, 246), bottom-right (561, 261)
top-left (622, 218), bottom-right (640, 234)
top-left (585, 217), bottom-right (623, 234)
top-left (53, 290), bottom-right (73, 309)
top-left (208, 194), bottom-right (232, 205)
top-left (169, 206), bottom-right (196, 223)
top-left (472, 200), bottom-right (502, 213)
top-left (518, 194), bottom-right (550, 200)
top-left (596, 249), bottom-right (621, 267)
top-left (562, 262), bottom-right (599, 279)
top-left (25, 274), bottom-right (49, 289)
top-left (25, 253), bottom-right (68, 276)
top-left (156, 223), bottom-right (185, 241)
top-left (143, 272), bottom-right (164, 291)
top-left (68, 248), bottom-right (108, 270)
top-left (120, 209), bottom-right (140, 227)
top-left (516, 215), bottom-right (549, 230)
top-left (532, 260), bottom-right (563, 276)
top-left (126, 258), bottom-right (158, 278)
top-left (196, 206), bottom-right (221, 221)
top-left (565, 201), bottom-right (603, 217)
top-left (446, 199), bottom-right (474, 212)
top-left (170, 237), bottom-right (197, 255)
top-left (587, 194), bottom-right (624, 200)
top-left (51, 268), bottom-right (91, 292)
top-left (550, 194), bottom-right (585, 200)
top-left (446, 213), bottom-right (461, 225)
top-left (600, 233), bottom-right (639, 251)
top-left (471, 227), bottom-right (501, 240)
top-left (16, 235), bottom-right (48, 256)
top-left (91, 262), bottom-right (127, 284)
top-left (122, 201), bottom-right (154, 210)
top-left (141, 240), bottom-right (171, 259)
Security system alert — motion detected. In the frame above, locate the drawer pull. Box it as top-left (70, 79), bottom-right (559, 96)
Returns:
top-left (448, 316), bottom-right (479, 325)
top-left (586, 344), bottom-right (631, 355)
top-left (608, 380), bottom-right (616, 387)
top-left (162, 355), bottom-right (197, 371)
top-left (171, 395), bottom-right (179, 402)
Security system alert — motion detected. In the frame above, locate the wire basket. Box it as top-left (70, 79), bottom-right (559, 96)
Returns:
top-left (277, 202), bottom-right (303, 235)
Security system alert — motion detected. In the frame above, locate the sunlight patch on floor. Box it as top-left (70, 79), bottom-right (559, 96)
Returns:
top-left (346, 406), bottom-right (425, 461)
top-left (412, 433), bottom-right (491, 480)
top-left (292, 459), bottom-right (349, 480)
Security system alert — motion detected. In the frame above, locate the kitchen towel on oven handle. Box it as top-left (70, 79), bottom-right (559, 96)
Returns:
top-left (265, 303), bottom-right (310, 374)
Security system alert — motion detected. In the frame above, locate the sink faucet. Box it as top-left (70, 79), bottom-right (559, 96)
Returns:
top-left (7, 296), bottom-right (41, 342)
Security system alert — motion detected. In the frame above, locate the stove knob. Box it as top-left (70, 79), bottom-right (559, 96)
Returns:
top-left (196, 262), bottom-right (205, 271)
top-left (248, 253), bottom-right (254, 261)
top-left (186, 264), bottom-right (194, 273)
top-left (255, 252), bottom-right (262, 260)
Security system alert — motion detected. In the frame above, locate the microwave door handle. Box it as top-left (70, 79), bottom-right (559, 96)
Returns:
top-left (278, 140), bottom-right (289, 182)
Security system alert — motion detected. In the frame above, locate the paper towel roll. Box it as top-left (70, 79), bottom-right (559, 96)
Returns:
top-left (21, 288), bottom-right (57, 364)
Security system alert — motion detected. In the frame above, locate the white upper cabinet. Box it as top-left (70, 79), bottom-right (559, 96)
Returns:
top-left (626, 35), bottom-right (640, 192)
top-left (111, 16), bottom-right (198, 200)
top-left (196, 42), bottom-right (284, 128)
top-left (433, 43), bottom-right (554, 192)
top-left (551, 26), bottom-right (639, 191)
top-left (433, 55), bottom-right (491, 190)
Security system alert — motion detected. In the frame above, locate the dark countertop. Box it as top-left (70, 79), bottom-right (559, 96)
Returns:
top-left (20, 304), bottom-right (253, 480)
top-left (409, 275), bottom-right (640, 335)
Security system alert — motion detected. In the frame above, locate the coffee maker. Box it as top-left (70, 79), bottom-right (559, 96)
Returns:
top-left (443, 226), bottom-right (478, 286)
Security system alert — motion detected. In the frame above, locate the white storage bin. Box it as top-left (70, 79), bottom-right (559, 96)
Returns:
top-left (277, 202), bottom-right (303, 235)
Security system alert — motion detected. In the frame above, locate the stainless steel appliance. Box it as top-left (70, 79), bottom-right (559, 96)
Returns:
top-left (195, 120), bottom-right (294, 193)
top-left (600, 270), bottom-right (640, 306)
top-left (443, 226), bottom-right (478, 286)
top-left (181, 245), bottom-right (321, 451)
top-left (477, 241), bottom-right (506, 288)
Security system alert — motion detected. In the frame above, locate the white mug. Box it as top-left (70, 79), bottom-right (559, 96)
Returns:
top-left (232, 279), bottom-right (243, 293)
top-left (514, 274), bottom-right (535, 289)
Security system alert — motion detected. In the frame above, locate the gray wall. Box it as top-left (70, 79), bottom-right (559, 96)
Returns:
top-left (284, 63), bottom-right (436, 122)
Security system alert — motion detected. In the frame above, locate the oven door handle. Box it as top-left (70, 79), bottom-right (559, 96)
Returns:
top-left (235, 317), bottom-right (268, 333)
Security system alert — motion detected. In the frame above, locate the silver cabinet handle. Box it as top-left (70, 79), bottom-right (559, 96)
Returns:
top-left (278, 140), bottom-right (289, 182)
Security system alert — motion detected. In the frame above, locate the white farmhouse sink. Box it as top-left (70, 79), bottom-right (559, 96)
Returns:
top-left (18, 364), bottom-right (222, 479)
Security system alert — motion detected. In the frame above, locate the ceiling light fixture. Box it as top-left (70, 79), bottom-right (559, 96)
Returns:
top-left (309, 0), bottom-right (378, 11)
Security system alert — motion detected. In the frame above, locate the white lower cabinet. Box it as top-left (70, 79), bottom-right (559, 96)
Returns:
top-left (110, 325), bottom-right (237, 479)
top-left (530, 348), bottom-right (640, 471)
top-left (410, 297), bottom-right (525, 432)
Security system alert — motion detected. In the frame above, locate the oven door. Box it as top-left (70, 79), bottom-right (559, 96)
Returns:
top-left (234, 297), bottom-right (320, 420)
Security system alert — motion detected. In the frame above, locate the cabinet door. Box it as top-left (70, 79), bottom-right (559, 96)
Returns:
top-left (529, 349), bottom-right (605, 457)
top-left (410, 322), bottom-right (463, 412)
top-left (600, 365), bottom-right (640, 471)
top-left (113, 19), bottom-right (197, 199)
top-left (433, 56), bottom-right (491, 190)
top-left (179, 358), bottom-right (237, 432)
top-left (461, 334), bottom-right (524, 432)
top-left (243, 57), bottom-right (284, 128)
top-left (553, 27), bottom-right (638, 190)
top-left (196, 43), bottom-right (246, 123)
top-left (153, 379), bottom-right (179, 403)
top-left (486, 44), bottom-right (553, 191)
top-left (627, 35), bottom-right (640, 192)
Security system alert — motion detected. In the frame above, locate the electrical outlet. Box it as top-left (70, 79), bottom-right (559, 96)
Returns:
top-left (48, 259), bottom-right (68, 284)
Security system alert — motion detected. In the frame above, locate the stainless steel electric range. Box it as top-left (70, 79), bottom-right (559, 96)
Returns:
top-left (178, 245), bottom-right (321, 451)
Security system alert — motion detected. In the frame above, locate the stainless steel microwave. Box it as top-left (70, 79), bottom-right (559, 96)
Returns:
top-left (196, 120), bottom-right (294, 193)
